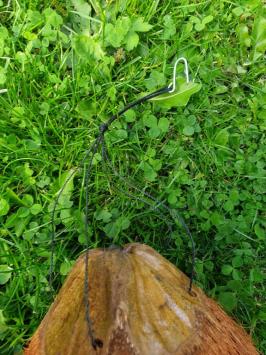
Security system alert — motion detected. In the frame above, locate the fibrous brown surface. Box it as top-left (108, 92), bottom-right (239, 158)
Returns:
top-left (24, 243), bottom-right (258, 355)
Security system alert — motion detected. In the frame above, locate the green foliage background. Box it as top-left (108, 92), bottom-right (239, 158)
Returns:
top-left (0, 0), bottom-right (265, 353)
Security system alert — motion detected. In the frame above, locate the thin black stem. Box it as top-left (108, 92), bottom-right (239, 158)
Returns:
top-left (84, 136), bottom-right (103, 349)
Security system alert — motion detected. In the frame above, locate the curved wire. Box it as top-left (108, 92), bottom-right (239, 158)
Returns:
top-left (168, 57), bottom-right (189, 93)
top-left (49, 141), bottom-right (98, 287)
top-left (50, 66), bottom-right (196, 349)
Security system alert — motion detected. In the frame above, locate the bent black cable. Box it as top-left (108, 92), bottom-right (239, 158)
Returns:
top-left (51, 85), bottom-right (196, 349)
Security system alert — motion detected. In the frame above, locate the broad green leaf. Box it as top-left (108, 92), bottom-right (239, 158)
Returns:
top-left (161, 15), bottom-right (176, 39)
top-left (43, 8), bottom-right (63, 28)
top-left (105, 17), bottom-right (131, 48)
top-left (57, 169), bottom-right (76, 206)
top-left (17, 207), bottom-right (30, 218)
top-left (183, 126), bottom-right (194, 136)
top-left (214, 85), bottom-right (228, 94)
top-left (40, 102), bottom-right (50, 115)
top-left (232, 269), bottom-right (242, 281)
top-left (230, 189), bottom-right (239, 203)
top-left (125, 31), bottom-right (139, 51)
top-left (195, 23), bottom-right (205, 32)
top-left (214, 128), bottom-right (229, 146)
top-left (73, 34), bottom-right (104, 61)
top-left (0, 309), bottom-right (7, 333)
top-left (168, 191), bottom-right (177, 204)
top-left (190, 16), bottom-right (200, 24)
top-left (26, 10), bottom-right (44, 30)
top-left (30, 204), bottom-right (43, 215)
top-left (0, 198), bottom-right (9, 216)
top-left (158, 117), bottom-right (169, 133)
top-left (226, 280), bottom-right (242, 292)
top-left (149, 126), bottom-right (161, 138)
top-left (94, 209), bottom-right (112, 223)
top-left (204, 260), bottom-right (214, 272)
top-left (254, 38), bottom-right (266, 54)
top-left (202, 15), bottom-right (214, 25)
top-left (117, 216), bottom-right (130, 230)
top-left (224, 199), bottom-right (234, 212)
top-left (187, 115), bottom-right (196, 125)
top-left (151, 79), bottom-right (201, 109)
top-left (76, 99), bottom-right (96, 118)
top-left (23, 31), bottom-right (38, 41)
top-left (252, 17), bottom-right (266, 61)
top-left (144, 70), bottom-right (166, 91)
top-left (0, 38), bottom-right (5, 58)
top-left (24, 163), bottom-right (33, 177)
top-left (218, 292), bottom-right (237, 312)
top-left (78, 225), bottom-right (92, 245)
top-left (0, 265), bottom-right (12, 285)
top-left (238, 24), bottom-right (251, 47)
top-left (113, 129), bottom-right (127, 139)
top-left (150, 158), bottom-right (162, 171)
top-left (143, 114), bottom-right (157, 128)
top-left (250, 268), bottom-right (264, 283)
top-left (60, 170), bottom-right (75, 194)
top-left (58, 31), bottom-right (68, 44)
top-left (72, 0), bottom-right (91, 16)
top-left (60, 209), bottom-right (73, 228)
top-left (105, 24), bottom-right (120, 47)
top-left (25, 10), bottom-right (43, 31)
top-left (0, 26), bottom-right (8, 41)
top-left (21, 194), bottom-right (34, 207)
top-left (131, 17), bottom-right (152, 32)
top-left (15, 216), bottom-right (31, 237)
top-left (221, 264), bottom-right (233, 275)
top-left (146, 147), bottom-right (156, 158)
top-left (0, 66), bottom-right (6, 85)
top-left (124, 109), bottom-right (136, 122)
top-left (5, 213), bottom-right (18, 228)
top-left (103, 221), bottom-right (120, 238)
top-left (254, 224), bottom-right (264, 239)
top-left (258, 311), bottom-right (266, 321)
top-left (143, 162), bottom-right (157, 182)
top-left (60, 260), bottom-right (74, 276)
top-left (107, 86), bottom-right (116, 102)
top-left (232, 7), bottom-right (243, 17)
top-left (232, 256), bottom-right (243, 268)
top-left (210, 212), bottom-right (223, 226)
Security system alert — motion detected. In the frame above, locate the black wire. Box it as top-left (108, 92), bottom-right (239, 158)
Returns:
top-left (51, 84), bottom-right (196, 350)
top-left (50, 141), bottom-right (98, 287)
top-left (99, 86), bottom-right (170, 134)
top-left (101, 140), bottom-right (175, 238)
top-left (84, 136), bottom-right (103, 349)
top-left (102, 141), bottom-right (195, 291)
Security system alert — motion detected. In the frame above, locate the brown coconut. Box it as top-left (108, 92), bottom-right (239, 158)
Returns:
top-left (24, 243), bottom-right (258, 355)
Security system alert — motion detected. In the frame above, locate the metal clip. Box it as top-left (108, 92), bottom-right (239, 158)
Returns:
top-left (168, 57), bottom-right (189, 93)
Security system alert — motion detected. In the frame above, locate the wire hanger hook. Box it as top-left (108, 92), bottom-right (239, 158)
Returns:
top-left (168, 57), bottom-right (189, 93)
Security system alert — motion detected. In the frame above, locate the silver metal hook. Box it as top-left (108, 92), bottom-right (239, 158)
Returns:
top-left (168, 57), bottom-right (189, 93)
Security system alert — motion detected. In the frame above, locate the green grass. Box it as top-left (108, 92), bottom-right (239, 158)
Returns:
top-left (0, 0), bottom-right (265, 353)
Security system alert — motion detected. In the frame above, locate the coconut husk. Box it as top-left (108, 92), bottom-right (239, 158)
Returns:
top-left (24, 243), bottom-right (258, 355)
